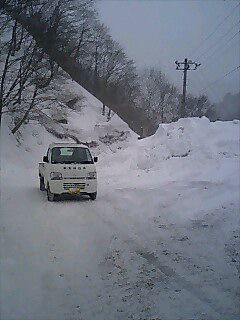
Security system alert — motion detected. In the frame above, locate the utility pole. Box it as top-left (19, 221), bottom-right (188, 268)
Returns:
top-left (175, 58), bottom-right (201, 118)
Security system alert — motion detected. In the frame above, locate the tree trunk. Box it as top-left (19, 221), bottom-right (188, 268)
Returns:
top-left (11, 86), bottom-right (38, 135)
top-left (0, 20), bottom-right (17, 127)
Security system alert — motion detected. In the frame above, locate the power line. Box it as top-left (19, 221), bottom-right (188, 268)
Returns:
top-left (221, 65), bottom-right (240, 78)
top-left (188, 3), bottom-right (240, 57)
top-left (199, 30), bottom-right (240, 71)
top-left (199, 36), bottom-right (240, 72)
top-left (200, 65), bottom-right (240, 92)
top-left (196, 20), bottom-right (240, 60)
top-left (199, 30), bottom-right (240, 66)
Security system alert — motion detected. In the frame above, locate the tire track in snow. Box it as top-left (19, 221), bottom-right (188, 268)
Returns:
top-left (95, 196), bottom-right (235, 318)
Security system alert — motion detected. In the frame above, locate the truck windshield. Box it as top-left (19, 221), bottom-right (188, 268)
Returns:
top-left (51, 147), bottom-right (93, 164)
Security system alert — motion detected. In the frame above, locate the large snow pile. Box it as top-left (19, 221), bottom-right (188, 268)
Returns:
top-left (100, 116), bottom-right (239, 173)
top-left (135, 116), bottom-right (239, 169)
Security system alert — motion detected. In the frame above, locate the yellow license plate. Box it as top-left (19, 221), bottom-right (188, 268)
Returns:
top-left (69, 188), bottom-right (81, 194)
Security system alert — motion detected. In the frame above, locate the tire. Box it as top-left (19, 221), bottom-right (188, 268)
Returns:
top-left (40, 177), bottom-right (45, 191)
top-left (89, 192), bottom-right (97, 200)
top-left (47, 185), bottom-right (56, 202)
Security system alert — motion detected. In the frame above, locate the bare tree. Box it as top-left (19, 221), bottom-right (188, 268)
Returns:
top-left (0, 12), bottom-right (60, 134)
top-left (0, 0), bottom-right (157, 136)
top-left (139, 67), bottom-right (179, 124)
top-left (184, 94), bottom-right (214, 119)
top-left (0, 19), bottom-right (17, 124)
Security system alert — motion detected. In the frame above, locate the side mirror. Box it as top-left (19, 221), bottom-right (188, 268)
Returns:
top-left (43, 156), bottom-right (48, 163)
top-left (94, 157), bottom-right (98, 163)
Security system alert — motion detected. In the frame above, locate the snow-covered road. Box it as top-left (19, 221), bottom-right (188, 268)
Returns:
top-left (1, 157), bottom-right (239, 320)
top-left (1, 118), bottom-right (239, 319)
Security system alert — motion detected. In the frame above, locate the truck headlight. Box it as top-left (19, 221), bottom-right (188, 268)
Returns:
top-left (50, 172), bottom-right (63, 180)
top-left (87, 172), bottom-right (97, 179)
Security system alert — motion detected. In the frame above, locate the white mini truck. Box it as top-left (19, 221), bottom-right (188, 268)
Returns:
top-left (39, 143), bottom-right (98, 201)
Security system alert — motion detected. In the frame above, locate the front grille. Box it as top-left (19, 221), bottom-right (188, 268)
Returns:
top-left (63, 183), bottom-right (85, 190)
top-left (63, 177), bottom-right (85, 180)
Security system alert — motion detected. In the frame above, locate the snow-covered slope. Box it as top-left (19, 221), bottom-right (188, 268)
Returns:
top-left (6, 78), bottom-right (137, 167)
top-left (1, 94), bottom-right (239, 320)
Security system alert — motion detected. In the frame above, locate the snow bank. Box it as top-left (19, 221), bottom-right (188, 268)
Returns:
top-left (108, 117), bottom-right (239, 172)
top-left (3, 113), bottom-right (238, 182)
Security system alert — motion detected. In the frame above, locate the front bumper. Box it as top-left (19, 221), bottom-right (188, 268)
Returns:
top-left (49, 178), bottom-right (97, 195)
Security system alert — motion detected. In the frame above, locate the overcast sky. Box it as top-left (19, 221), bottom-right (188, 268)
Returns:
top-left (96, 0), bottom-right (240, 102)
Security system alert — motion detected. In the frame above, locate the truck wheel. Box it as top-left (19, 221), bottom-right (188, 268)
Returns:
top-left (39, 177), bottom-right (45, 191)
top-left (89, 192), bottom-right (97, 200)
top-left (47, 186), bottom-right (56, 202)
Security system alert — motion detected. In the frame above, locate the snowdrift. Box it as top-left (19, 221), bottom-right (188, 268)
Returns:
top-left (100, 117), bottom-right (239, 172)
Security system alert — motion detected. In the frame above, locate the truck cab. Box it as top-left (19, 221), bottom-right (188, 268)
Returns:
top-left (39, 143), bottom-right (98, 201)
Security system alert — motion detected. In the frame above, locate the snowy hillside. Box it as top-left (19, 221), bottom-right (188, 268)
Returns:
top-left (5, 78), bottom-right (137, 166)
top-left (1, 87), bottom-right (240, 320)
